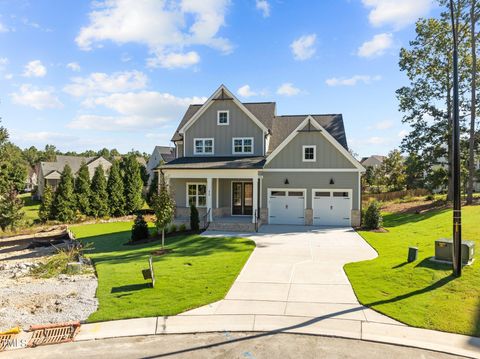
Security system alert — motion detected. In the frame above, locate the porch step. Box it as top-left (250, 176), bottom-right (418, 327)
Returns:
top-left (207, 221), bottom-right (257, 233)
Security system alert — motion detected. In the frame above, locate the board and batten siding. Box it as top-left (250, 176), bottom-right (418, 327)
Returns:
top-left (264, 129), bottom-right (355, 169)
top-left (260, 171), bottom-right (360, 210)
top-left (183, 100), bottom-right (264, 156)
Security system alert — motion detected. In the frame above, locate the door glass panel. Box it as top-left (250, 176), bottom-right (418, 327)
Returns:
top-left (288, 191), bottom-right (303, 197)
top-left (271, 191), bottom-right (286, 196)
top-left (333, 192), bottom-right (349, 197)
top-left (233, 183), bottom-right (242, 206)
top-left (315, 191), bottom-right (330, 197)
top-left (244, 183), bottom-right (253, 206)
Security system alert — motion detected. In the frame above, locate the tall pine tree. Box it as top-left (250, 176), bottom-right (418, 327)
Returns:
top-left (107, 160), bottom-right (125, 217)
top-left (90, 165), bottom-right (109, 218)
top-left (123, 154), bottom-right (144, 214)
top-left (146, 171), bottom-right (158, 207)
top-left (38, 184), bottom-right (54, 222)
top-left (52, 164), bottom-right (76, 222)
top-left (75, 162), bottom-right (91, 215)
top-left (0, 189), bottom-right (24, 231)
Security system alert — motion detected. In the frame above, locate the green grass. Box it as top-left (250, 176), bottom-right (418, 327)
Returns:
top-left (71, 222), bottom-right (255, 322)
top-left (345, 205), bottom-right (480, 336)
top-left (19, 193), bottom-right (40, 224)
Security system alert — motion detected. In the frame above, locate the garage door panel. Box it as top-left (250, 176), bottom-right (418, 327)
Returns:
top-left (268, 189), bottom-right (305, 225)
top-left (313, 190), bottom-right (352, 226)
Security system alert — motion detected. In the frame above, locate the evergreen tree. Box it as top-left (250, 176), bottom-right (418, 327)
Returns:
top-left (90, 165), bottom-right (109, 218)
top-left (0, 189), bottom-right (24, 231)
top-left (146, 171), bottom-right (158, 207)
top-left (152, 171), bottom-right (175, 249)
top-left (123, 154), bottom-right (144, 214)
top-left (75, 162), bottom-right (91, 215)
top-left (107, 160), bottom-right (126, 217)
top-left (52, 164), bottom-right (76, 222)
top-left (38, 184), bottom-right (54, 222)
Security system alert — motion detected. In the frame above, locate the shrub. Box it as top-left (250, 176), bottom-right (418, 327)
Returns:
top-left (363, 201), bottom-right (383, 230)
top-left (190, 204), bottom-right (199, 231)
top-left (131, 213), bottom-right (149, 242)
top-left (169, 224), bottom-right (177, 233)
top-left (426, 194), bottom-right (435, 201)
top-left (179, 224), bottom-right (187, 232)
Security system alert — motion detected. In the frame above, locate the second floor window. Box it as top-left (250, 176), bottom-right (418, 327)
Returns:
top-left (217, 110), bottom-right (229, 125)
top-left (233, 137), bottom-right (254, 154)
top-left (303, 145), bottom-right (316, 162)
top-left (194, 138), bottom-right (214, 154)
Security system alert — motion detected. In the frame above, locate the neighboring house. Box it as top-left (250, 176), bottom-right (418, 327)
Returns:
top-left (360, 155), bottom-right (385, 169)
top-left (157, 85), bottom-right (365, 231)
top-left (25, 167), bottom-right (38, 192)
top-left (146, 146), bottom-right (175, 185)
top-left (37, 155), bottom-right (112, 199)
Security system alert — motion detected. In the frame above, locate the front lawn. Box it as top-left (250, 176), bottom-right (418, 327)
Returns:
top-left (20, 193), bottom-right (40, 224)
top-left (71, 222), bottom-right (255, 322)
top-left (345, 205), bottom-right (480, 336)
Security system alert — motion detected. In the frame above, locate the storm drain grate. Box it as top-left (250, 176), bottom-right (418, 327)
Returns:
top-left (28, 322), bottom-right (80, 347)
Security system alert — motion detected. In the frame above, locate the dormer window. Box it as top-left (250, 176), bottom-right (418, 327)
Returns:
top-left (217, 110), bottom-right (229, 125)
top-left (303, 145), bottom-right (316, 162)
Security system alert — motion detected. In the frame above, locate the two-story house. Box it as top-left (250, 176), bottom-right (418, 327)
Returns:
top-left (157, 85), bottom-right (365, 231)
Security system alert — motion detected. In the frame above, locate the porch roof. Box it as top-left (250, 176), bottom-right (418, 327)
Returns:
top-left (159, 156), bottom-right (266, 170)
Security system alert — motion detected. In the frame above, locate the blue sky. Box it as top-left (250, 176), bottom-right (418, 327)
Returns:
top-left (0, 0), bottom-right (439, 157)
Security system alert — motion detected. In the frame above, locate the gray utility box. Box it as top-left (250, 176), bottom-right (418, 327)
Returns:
top-left (435, 238), bottom-right (475, 264)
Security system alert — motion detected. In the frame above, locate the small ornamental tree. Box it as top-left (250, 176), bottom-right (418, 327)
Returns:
top-left (38, 184), bottom-right (54, 222)
top-left (363, 201), bottom-right (383, 230)
top-left (90, 165), bottom-right (109, 218)
top-left (152, 171), bottom-right (175, 249)
top-left (107, 160), bottom-right (126, 217)
top-left (123, 154), bottom-right (144, 214)
top-left (0, 188), bottom-right (24, 231)
top-left (52, 164), bottom-right (76, 222)
top-left (190, 204), bottom-right (199, 231)
top-left (131, 213), bottom-right (149, 242)
top-left (75, 162), bottom-right (91, 215)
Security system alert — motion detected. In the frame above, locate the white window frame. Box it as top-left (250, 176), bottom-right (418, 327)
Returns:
top-left (193, 138), bottom-right (215, 155)
top-left (186, 182), bottom-right (207, 208)
top-left (217, 110), bottom-right (229, 125)
top-left (302, 145), bottom-right (316, 162)
top-left (232, 137), bottom-right (254, 155)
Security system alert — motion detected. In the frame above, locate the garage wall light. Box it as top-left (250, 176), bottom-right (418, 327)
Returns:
top-left (284, 178), bottom-right (289, 185)
top-left (329, 178), bottom-right (335, 185)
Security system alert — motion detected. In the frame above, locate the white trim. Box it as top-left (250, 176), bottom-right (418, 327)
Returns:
top-left (261, 168), bottom-right (361, 172)
top-left (217, 110), bottom-right (229, 125)
top-left (302, 145), bottom-right (316, 162)
top-left (179, 85), bottom-right (269, 134)
top-left (215, 178), bottom-right (219, 208)
top-left (232, 137), bottom-right (254, 155)
top-left (207, 178), bottom-right (213, 221)
top-left (186, 182), bottom-right (207, 208)
top-left (230, 180), bottom-right (254, 216)
top-left (164, 168), bottom-right (260, 179)
top-left (193, 138), bottom-right (215, 155)
top-left (312, 188), bottom-right (352, 226)
top-left (267, 188), bottom-right (307, 225)
top-left (265, 115), bottom-right (365, 172)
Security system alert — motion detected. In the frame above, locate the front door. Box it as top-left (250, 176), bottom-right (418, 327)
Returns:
top-left (232, 182), bottom-right (253, 215)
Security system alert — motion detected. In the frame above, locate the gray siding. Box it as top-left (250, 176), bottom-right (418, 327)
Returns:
top-left (265, 129), bottom-right (355, 169)
top-left (260, 171), bottom-right (360, 210)
top-left (184, 100), bottom-right (264, 156)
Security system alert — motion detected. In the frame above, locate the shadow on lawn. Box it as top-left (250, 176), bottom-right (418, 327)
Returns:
top-left (111, 283), bottom-right (150, 293)
top-left (382, 208), bottom-right (450, 228)
top-left (80, 230), bottom-right (254, 266)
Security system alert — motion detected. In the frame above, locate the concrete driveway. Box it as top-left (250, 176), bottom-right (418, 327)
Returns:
top-left (184, 225), bottom-right (399, 325)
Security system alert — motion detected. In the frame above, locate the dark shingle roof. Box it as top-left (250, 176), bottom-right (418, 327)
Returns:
top-left (161, 156), bottom-right (266, 169)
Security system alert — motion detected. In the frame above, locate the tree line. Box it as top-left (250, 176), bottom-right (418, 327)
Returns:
top-left (39, 155), bottom-right (144, 223)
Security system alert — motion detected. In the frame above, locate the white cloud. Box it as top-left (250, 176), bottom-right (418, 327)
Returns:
top-left (326, 75), bottom-right (381, 86)
top-left (4, 73), bottom-right (13, 80)
top-left (76, 0), bottom-right (232, 68)
top-left (357, 33), bottom-right (393, 58)
top-left (11, 84), bottom-right (63, 110)
top-left (147, 51), bottom-right (200, 69)
top-left (21, 131), bottom-right (76, 142)
top-left (362, 0), bottom-right (433, 30)
top-left (276, 83), bottom-right (301, 96)
top-left (69, 91), bottom-right (207, 131)
top-left (256, 0), bottom-right (270, 17)
top-left (0, 21), bottom-right (9, 33)
top-left (366, 136), bottom-right (389, 145)
top-left (290, 34), bottom-right (316, 61)
top-left (237, 85), bottom-right (257, 98)
top-left (23, 60), bottom-right (47, 77)
top-left (67, 62), bottom-right (81, 72)
top-left (64, 70), bottom-right (147, 97)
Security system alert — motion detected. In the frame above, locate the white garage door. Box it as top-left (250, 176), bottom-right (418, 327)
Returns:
top-left (268, 189), bottom-right (305, 225)
top-left (313, 190), bottom-right (352, 226)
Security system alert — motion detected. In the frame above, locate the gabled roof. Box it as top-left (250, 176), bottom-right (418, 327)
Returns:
top-left (153, 146), bottom-right (175, 163)
top-left (40, 155), bottom-right (111, 177)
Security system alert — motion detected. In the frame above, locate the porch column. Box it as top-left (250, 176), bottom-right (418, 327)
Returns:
top-left (252, 175), bottom-right (258, 223)
top-left (207, 177), bottom-right (213, 222)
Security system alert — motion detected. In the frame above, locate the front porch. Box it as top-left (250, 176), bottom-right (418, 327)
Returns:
top-left (164, 169), bottom-right (262, 232)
